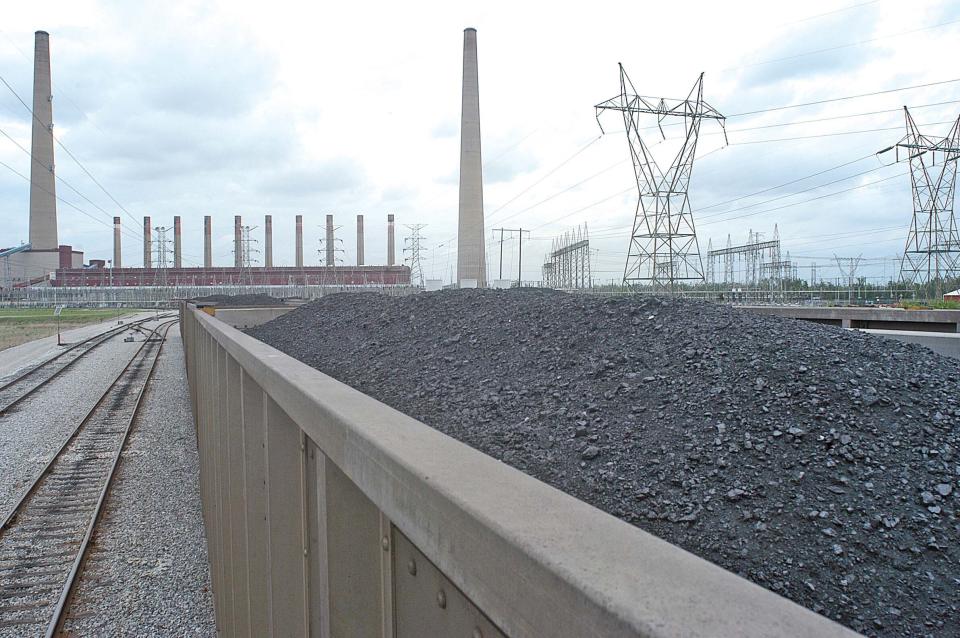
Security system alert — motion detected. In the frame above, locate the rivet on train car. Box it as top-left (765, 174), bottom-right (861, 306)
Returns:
top-left (437, 589), bottom-right (447, 609)
top-left (407, 559), bottom-right (417, 576)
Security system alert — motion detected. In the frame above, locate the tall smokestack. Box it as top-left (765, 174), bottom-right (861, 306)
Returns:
top-left (234, 215), bottom-right (242, 268)
top-left (457, 27), bottom-right (486, 286)
top-left (204, 216), bottom-right (212, 267)
top-left (143, 216), bottom-right (152, 268)
top-left (356, 214), bottom-right (364, 265)
top-left (325, 214), bottom-right (335, 266)
top-left (113, 216), bottom-right (121, 269)
top-left (264, 214), bottom-right (273, 267)
top-left (29, 31), bottom-right (57, 250)
top-left (295, 214), bottom-right (303, 267)
top-left (387, 213), bottom-right (395, 266)
top-left (173, 215), bottom-right (182, 268)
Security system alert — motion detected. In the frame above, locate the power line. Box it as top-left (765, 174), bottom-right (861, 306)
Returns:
top-left (0, 72), bottom-right (141, 229)
top-left (697, 163), bottom-right (890, 221)
top-left (729, 119), bottom-right (957, 144)
top-left (727, 78), bottom-right (960, 118)
top-left (695, 152), bottom-right (876, 211)
top-left (0, 123), bottom-right (145, 242)
top-left (700, 173), bottom-right (902, 226)
top-left (0, 156), bottom-right (142, 243)
top-left (485, 135), bottom-right (601, 223)
top-left (729, 17), bottom-right (960, 73)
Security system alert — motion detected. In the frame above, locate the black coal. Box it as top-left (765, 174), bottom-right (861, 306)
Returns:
top-left (248, 289), bottom-right (959, 636)
top-left (192, 293), bottom-right (285, 307)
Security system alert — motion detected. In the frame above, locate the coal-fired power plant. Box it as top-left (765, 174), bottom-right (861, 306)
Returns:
top-left (0, 29), bottom-right (413, 292)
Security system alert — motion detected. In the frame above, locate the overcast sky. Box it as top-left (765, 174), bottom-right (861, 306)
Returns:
top-left (1, 0), bottom-right (958, 284)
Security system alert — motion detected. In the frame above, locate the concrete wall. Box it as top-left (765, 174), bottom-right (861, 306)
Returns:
top-left (182, 303), bottom-right (858, 638)
top-left (743, 305), bottom-right (960, 333)
top-left (861, 329), bottom-right (960, 359)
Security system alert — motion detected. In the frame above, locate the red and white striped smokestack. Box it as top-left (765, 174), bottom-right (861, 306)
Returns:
top-left (387, 213), bottom-right (395, 266)
top-left (143, 216), bottom-right (152, 268)
top-left (357, 214), bottom-right (364, 265)
top-left (295, 214), bottom-right (304, 267)
top-left (173, 215), bottom-right (182, 268)
top-left (234, 215), bottom-right (242, 268)
top-left (204, 216), bottom-right (212, 267)
top-left (113, 216), bottom-right (121, 269)
top-left (325, 214), bottom-right (335, 266)
top-left (264, 214), bottom-right (273, 267)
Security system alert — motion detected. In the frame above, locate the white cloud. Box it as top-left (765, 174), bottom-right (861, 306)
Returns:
top-left (0, 0), bottom-right (957, 283)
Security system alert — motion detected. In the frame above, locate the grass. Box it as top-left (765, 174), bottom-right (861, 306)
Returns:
top-left (0, 308), bottom-right (136, 352)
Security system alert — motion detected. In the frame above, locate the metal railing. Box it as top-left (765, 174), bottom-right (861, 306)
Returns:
top-left (180, 302), bottom-right (858, 637)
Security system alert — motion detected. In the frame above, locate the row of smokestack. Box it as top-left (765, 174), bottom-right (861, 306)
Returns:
top-left (117, 214), bottom-right (397, 268)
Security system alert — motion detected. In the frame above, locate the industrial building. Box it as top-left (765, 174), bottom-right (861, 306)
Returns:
top-left (0, 31), bottom-right (410, 294)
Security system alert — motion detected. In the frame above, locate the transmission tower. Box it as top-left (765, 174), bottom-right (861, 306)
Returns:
top-left (595, 65), bottom-right (726, 291)
top-left (878, 108), bottom-right (960, 295)
top-left (403, 224), bottom-right (427, 288)
top-left (240, 226), bottom-right (260, 268)
top-left (835, 254), bottom-right (863, 304)
top-left (153, 226), bottom-right (171, 286)
top-left (152, 226), bottom-right (171, 270)
top-left (317, 227), bottom-right (344, 288)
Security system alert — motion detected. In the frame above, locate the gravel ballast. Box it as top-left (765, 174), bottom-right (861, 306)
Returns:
top-left (248, 289), bottom-right (960, 637)
top-left (62, 330), bottom-right (216, 636)
top-left (0, 327), bottom-right (147, 514)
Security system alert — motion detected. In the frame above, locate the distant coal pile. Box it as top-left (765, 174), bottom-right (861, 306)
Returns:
top-left (192, 293), bottom-right (285, 307)
top-left (248, 289), bottom-right (959, 636)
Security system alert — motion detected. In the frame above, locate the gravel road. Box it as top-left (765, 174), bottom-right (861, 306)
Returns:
top-left (248, 289), bottom-right (960, 637)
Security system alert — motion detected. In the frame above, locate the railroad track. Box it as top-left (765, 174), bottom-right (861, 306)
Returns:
top-left (0, 320), bottom-right (176, 637)
top-left (0, 314), bottom-right (174, 416)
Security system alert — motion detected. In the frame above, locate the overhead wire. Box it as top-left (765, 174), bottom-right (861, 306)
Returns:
top-left (0, 123), bottom-right (145, 242)
top-left (0, 72), bottom-right (142, 229)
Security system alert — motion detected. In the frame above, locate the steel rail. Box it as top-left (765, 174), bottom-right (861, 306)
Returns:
top-left (0, 313), bottom-right (175, 415)
top-left (47, 320), bottom-right (176, 637)
top-left (0, 321), bottom-right (175, 635)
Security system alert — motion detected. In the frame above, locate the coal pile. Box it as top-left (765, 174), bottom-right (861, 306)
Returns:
top-left (248, 289), bottom-right (959, 636)
top-left (192, 293), bottom-right (285, 307)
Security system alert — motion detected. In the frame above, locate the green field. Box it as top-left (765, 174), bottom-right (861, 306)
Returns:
top-left (0, 308), bottom-right (136, 351)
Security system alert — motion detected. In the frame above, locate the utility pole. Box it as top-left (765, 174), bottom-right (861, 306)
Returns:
top-left (403, 224), bottom-right (427, 288)
top-left (492, 227), bottom-right (530, 286)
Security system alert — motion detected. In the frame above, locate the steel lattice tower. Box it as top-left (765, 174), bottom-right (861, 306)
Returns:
top-left (595, 65), bottom-right (726, 291)
top-left (403, 224), bottom-right (427, 288)
top-left (152, 226), bottom-right (171, 270)
top-left (882, 108), bottom-right (960, 290)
